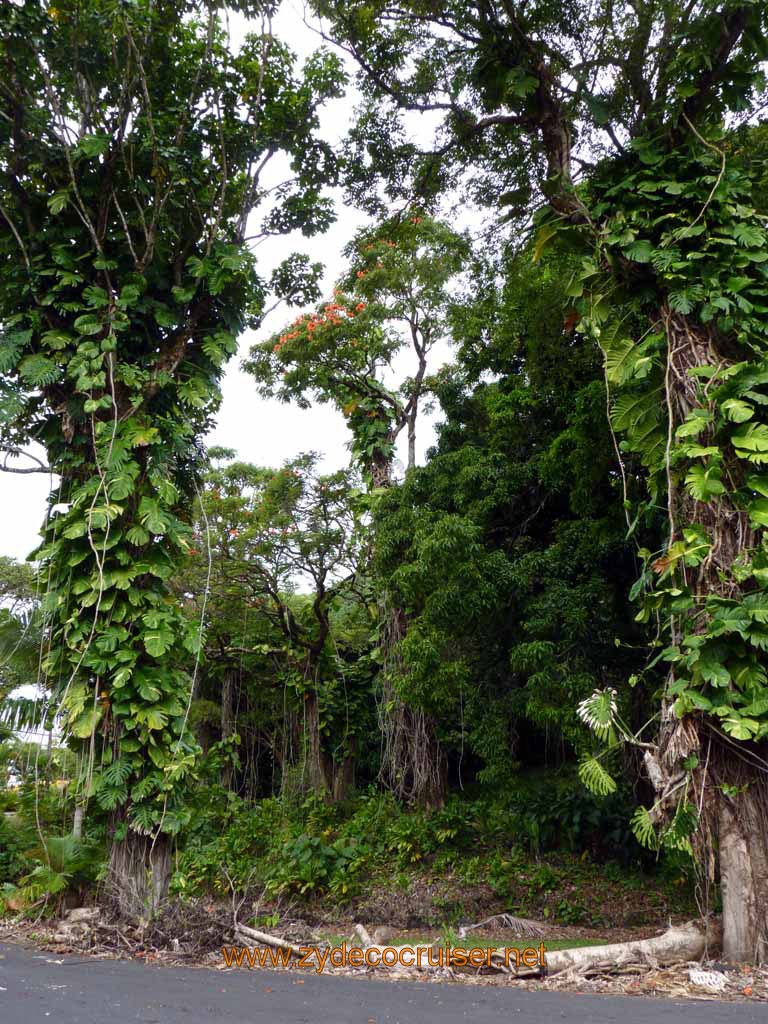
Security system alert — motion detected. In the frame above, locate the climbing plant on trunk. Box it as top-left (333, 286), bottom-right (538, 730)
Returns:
top-left (0, 0), bottom-right (344, 916)
top-left (312, 0), bottom-right (768, 958)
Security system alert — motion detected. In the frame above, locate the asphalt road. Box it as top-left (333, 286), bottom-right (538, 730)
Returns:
top-left (1, 940), bottom-right (763, 1024)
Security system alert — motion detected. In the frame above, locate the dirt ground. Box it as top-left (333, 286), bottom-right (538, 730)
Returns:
top-left (2, 902), bottom-right (766, 1005)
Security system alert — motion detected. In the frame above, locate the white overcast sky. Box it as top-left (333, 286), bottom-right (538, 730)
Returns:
top-left (0, 3), bottom-right (450, 563)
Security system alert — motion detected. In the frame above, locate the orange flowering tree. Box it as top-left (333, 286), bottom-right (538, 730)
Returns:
top-left (245, 215), bottom-right (468, 486)
top-left (246, 215), bottom-right (468, 807)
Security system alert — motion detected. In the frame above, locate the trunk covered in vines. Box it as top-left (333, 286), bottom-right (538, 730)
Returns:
top-left (302, 688), bottom-right (358, 800)
top-left (0, 0), bottom-right (344, 920)
top-left (220, 667), bottom-right (238, 789)
top-left (652, 308), bottom-right (768, 962)
top-left (378, 603), bottom-right (447, 809)
top-left (303, 688), bottom-right (330, 792)
top-left (297, 0), bottom-right (768, 960)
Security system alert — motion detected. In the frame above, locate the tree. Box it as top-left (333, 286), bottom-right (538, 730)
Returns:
top-left (0, 556), bottom-right (49, 738)
top-left (374, 245), bottom-right (656, 785)
top-left (313, 0), bottom-right (768, 959)
top-left (246, 213), bottom-right (468, 806)
top-left (0, 0), bottom-right (344, 916)
top-left (245, 214), bottom-right (468, 485)
top-left (183, 451), bottom-right (371, 799)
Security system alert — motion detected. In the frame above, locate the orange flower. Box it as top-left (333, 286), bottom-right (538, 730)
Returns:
top-left (356, 270), bottom-right (367, 279)
top-left (355, 302), bottom-right (366, 312)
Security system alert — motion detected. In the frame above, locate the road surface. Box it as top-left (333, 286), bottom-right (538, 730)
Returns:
top-left (0, 940), bottom-right (763, 1023)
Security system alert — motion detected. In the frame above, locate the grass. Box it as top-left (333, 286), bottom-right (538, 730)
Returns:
top-left (323, 934), bottom-right (608, 952)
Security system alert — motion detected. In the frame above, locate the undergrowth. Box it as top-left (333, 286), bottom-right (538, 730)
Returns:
top-left (170, 773), bottom-right (696, 926)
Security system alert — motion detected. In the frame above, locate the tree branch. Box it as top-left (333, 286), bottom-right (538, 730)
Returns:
top-left (1, 448), bottom-right (52, 474)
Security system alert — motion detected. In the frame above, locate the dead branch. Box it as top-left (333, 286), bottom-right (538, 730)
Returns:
top-left (234, 922), bottom-right (304, 956)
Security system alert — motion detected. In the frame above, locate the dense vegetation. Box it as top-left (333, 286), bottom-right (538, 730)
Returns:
top-left (1, 0), bottom-right (767, 963)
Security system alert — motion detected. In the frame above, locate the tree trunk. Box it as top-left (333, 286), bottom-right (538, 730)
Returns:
top-left (542, 919), bottom-right (718, 976)
top-left (220, 666), bottom-right (237, 788)
top-left (367, 431), bottom-right (445, 806)
top-left (304, 689), bottom-right (331, 794)
top-left (378, 603), bottom-right (447, 808)
top-left (407, 410), bottom-right (416, 470)
top-left (718, 779), bottom-right (768, 962)
top-left (370, 447), bottom-right (393, 488)
top-left (105, 827), bottom-right (171, 920)
top-left (655, 307), bottom-right (767, 962)
top-left (379, 693), bottom-right (447, 808)
top-left (332, 734), bottom-right (357, 802)
top-left (72, 804), bottom-right (84, 840)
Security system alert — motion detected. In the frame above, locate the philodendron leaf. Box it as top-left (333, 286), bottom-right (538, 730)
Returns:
top-left (685, 464), bottom-right (725, 502)
top-left (721, 398), bottom-right (754, 423)
top-left (69, 702), bottom-right (104, 738)
top-left (143, 629), bottom-right (174, 658)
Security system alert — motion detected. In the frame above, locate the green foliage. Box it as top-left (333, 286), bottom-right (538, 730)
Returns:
top-left (245, 215), bottom-right (468, 483)
top-left (564, 129), bottom-right (768, 754)
top-left (0, 831), bottom-right (103, 916)
top-left (0, 1), bottom-right (346, 846)
top-left (372, 246), bottom-right (657, 775)
top-left (173, 774), bottom-right (646, 906)
top-left (311, 1), bottom-right (768, 937)
top-left (578, 756), bottom-right (617, 797)
top-left (0, 817), bottom-right (29, 885)
top-left (175, 451), bottom-right (375, 799)
top-left (7, 0), bottom-right (766, 926)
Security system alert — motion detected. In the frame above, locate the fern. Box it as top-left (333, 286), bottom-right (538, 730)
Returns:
top-left (600, 321), bottom-right (640, 385)
top-left (662, 801), bottom-right (698, 854)
top-left (130, 803), bottom-right (157, 835)
top-left (578, 755), bottom-right (617, 796)
top-left (96, 784), bottom-right (128, 810)
top-left (611, 388), bottom-right (665, 471)
top-left (605, 336), bottom-right (639, 385)
top-left (10, 865), bottom-right (69, 908)
top-left (131, 774), bottom-right (158, 801)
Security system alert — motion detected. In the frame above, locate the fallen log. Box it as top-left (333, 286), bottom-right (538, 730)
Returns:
top-left (541, 920), bottom-right (720, 977)
top-left (234, 922), bottom-right (304, 956)
top-left (350, 918), bottom-right (718, 978)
